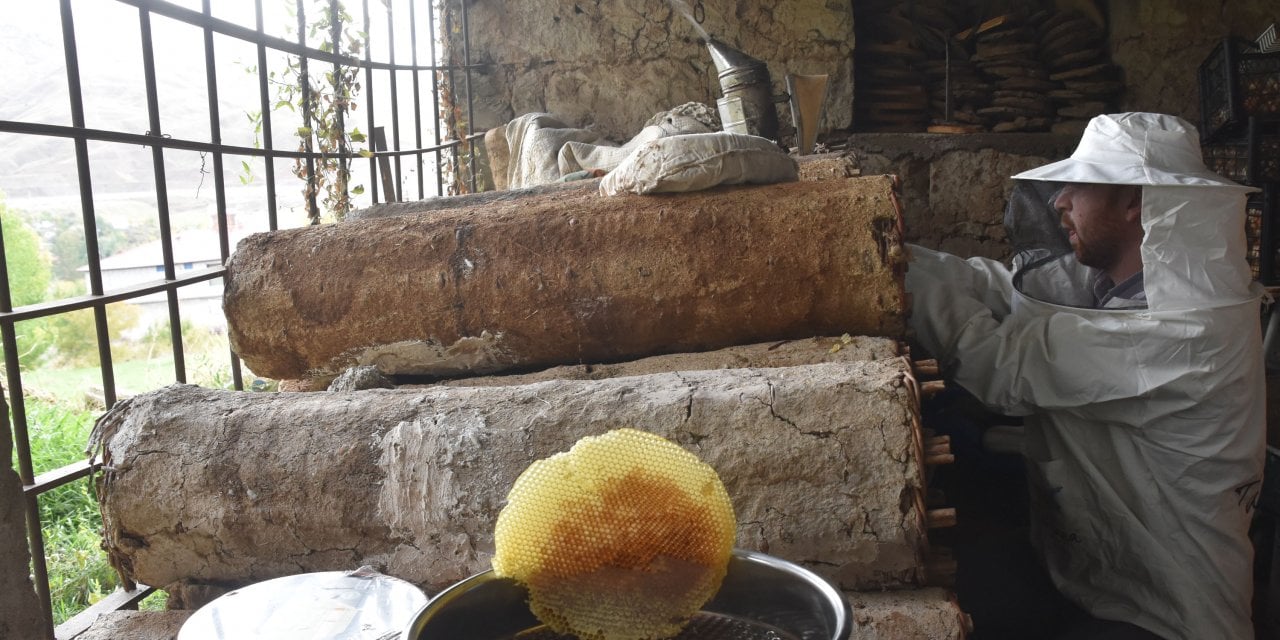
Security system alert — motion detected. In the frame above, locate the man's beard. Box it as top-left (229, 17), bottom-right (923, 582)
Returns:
top-left (1072, 224), bottom-right (1128, 273)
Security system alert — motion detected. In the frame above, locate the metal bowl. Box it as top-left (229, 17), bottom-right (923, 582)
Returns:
top-left (177, 569), bottom-right (428, 640)
top-left (402, 549), bottom-right (851, 640)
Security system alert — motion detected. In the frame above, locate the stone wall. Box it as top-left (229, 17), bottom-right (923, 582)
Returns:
top-left (1110, 0), bottom-right (1277, 126)
top-left (440, 0), bottom-right (1278, 140)
top-left (844, 133), bottom-right (1078, 260)
top-left (442, 0), bottom-right (854, 143)
top-left (433, 0), bottom-right (1278, 261)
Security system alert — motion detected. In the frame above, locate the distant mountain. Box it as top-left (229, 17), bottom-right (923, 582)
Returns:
top-left (0, 4), bottom-right (415, 236)
top-left (0, 11), bottom-right (300, 208)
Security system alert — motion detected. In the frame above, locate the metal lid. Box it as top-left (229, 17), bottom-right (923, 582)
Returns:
top-left (706, 38), bottom-right (768, 76)
top-left (178, 567), bottom-right (428, 640)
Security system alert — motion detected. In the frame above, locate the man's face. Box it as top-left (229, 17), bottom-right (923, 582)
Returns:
top-left (1054, 183), bottom-right (1140, 271)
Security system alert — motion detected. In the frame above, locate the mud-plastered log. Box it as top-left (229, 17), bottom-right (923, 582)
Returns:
top-left (425, 335), bottom-right (904, 388)
top-left (223, 176), bottom-right (907, 380)
top-left (286, 335), bottom-right (905, 393)
top-left (847, 588), bottom-right (971, 639)
top-left (96, 361), bottom-right (925, 596)
top-left (71, 611), bottom-right (192, 640)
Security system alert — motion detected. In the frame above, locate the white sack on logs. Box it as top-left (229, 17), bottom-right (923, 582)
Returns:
top-left (94, 361), bottom-right (927, 597)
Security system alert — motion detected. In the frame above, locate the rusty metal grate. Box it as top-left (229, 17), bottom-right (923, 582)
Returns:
top-left (0, 0), bottom-right (479, 637)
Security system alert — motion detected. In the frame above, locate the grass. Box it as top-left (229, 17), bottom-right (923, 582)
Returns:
top-left (11, 348), bottom-right (239, 625)
top-left (16, 398), bottom-right (121, 625)
top-left (22, 357), bottom-right (176, 402)
top-left (22, 350), bottom-right (240, 403)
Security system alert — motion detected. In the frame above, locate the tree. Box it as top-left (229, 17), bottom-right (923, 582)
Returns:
top-left (26, 208), bottom-right (158, 287)
top-left (1, 194), bottom-right (52, 307)
top-left (38, 294), bottom-right (139, 368)
top-left (0, 194), bottom-right (55, 369)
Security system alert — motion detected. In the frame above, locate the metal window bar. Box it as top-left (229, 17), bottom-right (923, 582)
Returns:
top-left (139, 7), bottom-right (188, 383)
top-left (448, 58), bottom-right (460, 193)
top-left (205, 0), bottom-right (245, 393)
top-left (0, 1), bottom-right (479, 638)
top-left (295, 0), bottom-right (320, 221)
top-left (427, 0), bottom-right (444, 197)
top-left (386, 0), bottom-right (403, 202)
top-left (255, 0), bottom-right (281, 232)
top-left (409, 0), bottom-right (425, 201)
top-left (362, 1), bottom-right (378, 204)
top-left (462, 0), bottom-right (476, 194)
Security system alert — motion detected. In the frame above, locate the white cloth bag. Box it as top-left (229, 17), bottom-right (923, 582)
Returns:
top-left (599, 132), bottom-right (797, 196)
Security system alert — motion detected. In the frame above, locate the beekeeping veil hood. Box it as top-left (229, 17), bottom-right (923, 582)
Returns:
top-left (1006, 112), bottom-right (1259, 311)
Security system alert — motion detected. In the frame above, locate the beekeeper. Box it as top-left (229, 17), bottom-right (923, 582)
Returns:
top-left (907, 113), bottom-right (1265, 640)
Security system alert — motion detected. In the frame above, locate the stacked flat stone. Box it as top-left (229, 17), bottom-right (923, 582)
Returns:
top-left (971, 12), bottom-right (1056, 132)
top-left (1040, 10), bottom-right (1123, 135)
top-left (854, 1), bottom-right (930, 132)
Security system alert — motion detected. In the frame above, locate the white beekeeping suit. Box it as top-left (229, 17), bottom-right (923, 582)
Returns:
top-left (907, 113), bottom-right (1265, 640)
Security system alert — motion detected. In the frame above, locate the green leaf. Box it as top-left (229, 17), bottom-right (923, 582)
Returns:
top-left (351, 185), bottom-right (365, 195)
top-left (297, 126), bottom-right (312, 137)
top-left (275, 100), bottom-right (296, 112)
top-left (349, 128), bottom-right (366, 143)
top-left (358, 149), bottom-right (373, 159)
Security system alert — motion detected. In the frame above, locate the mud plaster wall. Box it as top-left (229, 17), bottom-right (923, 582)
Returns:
top-left (442, 0), bottom-right (854, 142)
top-left (865, 0), bottom-right (1277, 262)
top-left (880, 0), bottom-right (1276, 261)
top-left (1110, 0), bottom-right (1277, 125)
top-left (846, 133), bottom-right (1078, 261)
top-left (436, 0), bottom-right (1276, 261)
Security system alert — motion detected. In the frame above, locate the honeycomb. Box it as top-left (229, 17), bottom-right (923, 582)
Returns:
top-left (492, 428), bottom-right (737, 640)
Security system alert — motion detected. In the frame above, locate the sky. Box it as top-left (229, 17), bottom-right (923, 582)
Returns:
top-left (0, 0), bottom-right (452, 233)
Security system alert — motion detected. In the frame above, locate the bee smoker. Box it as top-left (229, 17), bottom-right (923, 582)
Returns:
top-left (706, 38), bottom-right (780, 142)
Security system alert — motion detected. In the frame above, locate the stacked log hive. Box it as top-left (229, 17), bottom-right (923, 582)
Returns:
top-left (223, 176), bottom-right (908, 384)
top-left (95, 174), bottom-right (970, 637)
top-left (96, 340), bottom-right (967, 637)
top-left (99, 340), bottom-right (922, 593)
top-left (71, 611), bottom-right (192, 640)
top-left (853, 4), bottom-right (1122, 133)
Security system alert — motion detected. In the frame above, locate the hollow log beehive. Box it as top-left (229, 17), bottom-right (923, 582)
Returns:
top-left (97, 352), bottom-right (930, 596)
top-left (96, 174), bottom-right (969, 637)
top-left (223, 176), bottom-right (907, 381)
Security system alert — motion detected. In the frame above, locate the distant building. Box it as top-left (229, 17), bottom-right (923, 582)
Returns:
top-left (78, 229), bottom-right (247, 336)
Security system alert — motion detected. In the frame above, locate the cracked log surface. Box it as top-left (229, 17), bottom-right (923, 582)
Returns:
top-left (424, 335), bottom-right (903, 388)
top-left (69, 611), bottom-right (191, 640)
top-left (848, 588), bottom-right (971, 640)
top-left (66, 591), bottom-right (968, 640)
top-left (223, 176), bottom-right (908, 381)
top-left (96, 361), bottom-right (925, 597)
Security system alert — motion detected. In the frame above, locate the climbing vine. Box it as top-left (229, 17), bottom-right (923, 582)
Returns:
top-left (287, 0), bottom-right (369, 223)
top-left (244, 0), bottom-right (370, 224)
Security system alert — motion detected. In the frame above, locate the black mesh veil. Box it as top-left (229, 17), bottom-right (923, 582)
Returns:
top-left (1005, 180), bottom-right (1070, 259)
top-left (1006, 180), bottom-right (1102, 308)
